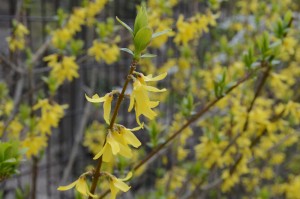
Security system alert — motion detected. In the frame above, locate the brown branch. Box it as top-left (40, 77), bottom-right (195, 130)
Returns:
top-left (229, 64), bottom-right (271, 175)
top-left (0, 53), bottom-right (24, 74)
top-left (30, 157), bottom-right (38, 199)
top-left (28, 38), bottom-right (51, 68)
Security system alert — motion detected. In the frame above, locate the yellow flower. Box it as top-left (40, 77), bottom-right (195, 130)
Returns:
top-left (88, 41), bottom-right (120, 64)
top-left (6, 22), bottom-right (29, 51)
top-left (7, 119), bottom-right (23, 139)
top-left (137, 72), bottom-right (167, 84)
top-left (4, 100), bottom-right (13, 115)
top-left (282, 36), bottom-right (297, 55)
top-left (118, 125), bottom-right (142, 148)
top-left (66, 8), bottom-right (86, 34)
top-left (105, 172), bottom-right (132, 199)
top-left (14, 22), bottom-right (29, 37)
top-left (129, 72), bottom-right (167, 125)
top-left (51, 29), bottom-right (72, 49)
top-left (33, 99), bottom-right (68, 135)
top-left (93, 130), bottom-right (131, 162)
top-left (85, 93), bottom-right (114, 124)
top-left (58, 176), bottom-right (97, 198)
top-left (85, 0), bottom-right (108, 25)
top-left (174, 15), bottom-right (198, 45)
top-left (44, 54), bottom-right (79, 85)
top-left (22, 135), bottom-right (47, 158)
top-left (93, 125), bottom-right (142, 161)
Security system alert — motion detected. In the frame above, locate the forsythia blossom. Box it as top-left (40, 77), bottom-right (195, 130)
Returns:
top-left (85, 93), bottom-right (114, 124)
top-left (104, 172), bottom-right (132, 199)
top-left (93, 125), bottom-right (142, 162)
top-left (88, 41), bottom-right (120, 64)
top-left (129, 72), bottom-right (167, 125)
top-left (58, 176), bottom-right (97, 198)
top-left (174, 15), bottom-right (198, 45)
top-left (44, 54), bottom-right (79, 85)
top-left (22, 136), bottom-right (47, 158)
top-left (6, 22), bottom-right (29, 51)
top-left (33, 99), bottom-right (68, 135)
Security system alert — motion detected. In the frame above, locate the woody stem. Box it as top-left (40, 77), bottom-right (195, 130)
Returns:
top-left (88, 60), bottom-right (138, 198)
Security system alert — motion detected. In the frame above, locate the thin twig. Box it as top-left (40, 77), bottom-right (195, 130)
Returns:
top-left (29, 38), bottom-right (51, 67)
top-left (0, 53), bottom-right (24, 74)
top-left (30, 157), bottom-right (38, 199)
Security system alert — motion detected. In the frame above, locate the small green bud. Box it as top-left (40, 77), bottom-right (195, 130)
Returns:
top-left (133, 27), bottom-right (152, 58)
top-left (133, 6), bottom-right (148, 36)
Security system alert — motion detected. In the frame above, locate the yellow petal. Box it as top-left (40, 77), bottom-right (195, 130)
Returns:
top-left (138, 103), bottom-right (157, 119)
top-left (109, 181), bottom-right (119, 199)
top-left (149, 101), bottom-right (159, 108)
top-left (43, 54), bottom-right (57, 62)
top-left (135, 109), bottom-right (142, 126)
top-left (144, 72), bottom-right (167, 81)
top-left (57, 180), bottom-right (78, 191)
top-left (85, 94), bottom-right (106, 103)
top-left (103, 94), bottom-right (113, 124)
top-left (113, 179), bottom-right (131, 192)
top-left (123, 130), bottom-right (141, 148)
top-left (93, 143), bottom-right (107, 160)
top-left (76, 177), bottom-right (88, 196)
top-left (102, 144), bottom-right (114, 162)
top-left (145, 85), bottom-right (166, 92)
top-left (120, 172), bottom-right (133, 181)
top-left (128, 93), bottom-right (135, 112)
top-left (87, 189), bottom-right (98, 198)
top-left (128, 125), bottom-right (143, 131)
top-left (107, 135), bottom-right (120, 155)
top-left (143, 74), bottom-right (153, 79)
top-left (118, 143), bottom-right (132, 158)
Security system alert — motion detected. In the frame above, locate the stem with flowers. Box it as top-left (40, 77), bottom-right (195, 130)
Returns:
top-left (88, 60), bottom-right (137, 198)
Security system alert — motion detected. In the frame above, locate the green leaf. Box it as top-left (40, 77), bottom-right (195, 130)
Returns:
top-left (57, 8), bottom-right (67, 27)
top-left (116, 16), bottom-right (133, 35)
top-left (141, 53), bottom-right (157, 58)
top-left (243, 47), bottom-right (255, 70)
top-left (284, 11), bottom-right (293, 26)
top-left (152, 29), bottom-right (171, 39)
top-left (120, 48), bottom-right (134, 56)
top-left (70, 40), bottom-right (84, 56)
top-left (133, 6), bottom-right (148, 36)
top-left (134, 27), bottom-right (152, 55)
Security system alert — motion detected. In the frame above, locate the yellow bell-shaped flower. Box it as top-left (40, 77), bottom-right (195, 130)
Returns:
top-left (57, 176), bottom-right (97, 198)
top-left (85, 93), bottom-right (113, 124)
top-left (129, 72), bottom-right (167, 125)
